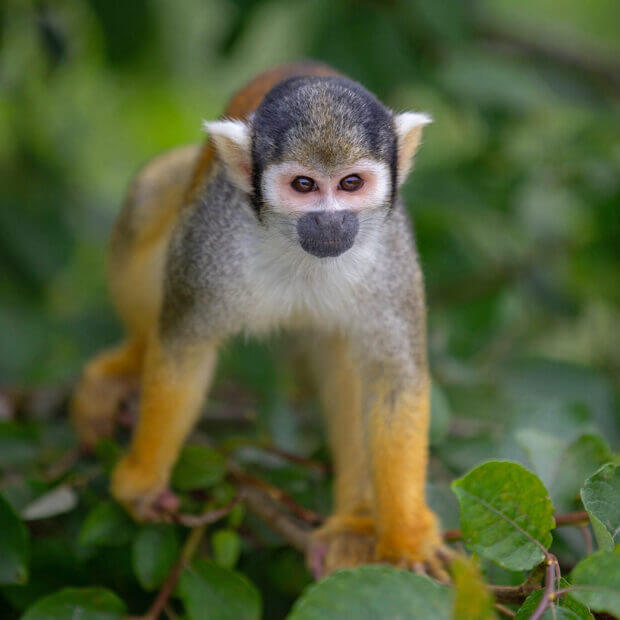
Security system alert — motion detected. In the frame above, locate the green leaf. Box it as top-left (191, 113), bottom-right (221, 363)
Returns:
top-left (78, 501), bottom-right (134, 547)
top-left (589, 514), bottom-right (614, 552)
top-left (171, 445), bottom-right (226, 491)
top-left (21, 587), bottom-right (126, 620)
top-left (176, 558), bottom-right (261, 620)
top-left (551, 435), bottom-right (611, 513)
top-left (287, 566), bottom-right (453, 619)
top-left (94, 439), bottom-right (123, 475)
top-left (515, 578), bottom-right (593, 619)
top-left (132, 525), bottom-right (179, 590)
top-left (516, 432), bottom-right (611, 513)
top-left (451, 460), bottom-right (555, 570)
top-left (0, 422), bottom-right (39, 467)
top-left (570, 549), bottom-right (620, 615)
top-left (515, 428), bottom-right (567, 491)
top-left (212, 529), bottom-right (242, 568)
top-left (581, 463), bottom-right (619, 551)
top-left (0, 493), bottom-right (29, 584)
top-left (518, 607), bottom-right (580, 620)
top-left (451, 556), bottom-right (497, 620)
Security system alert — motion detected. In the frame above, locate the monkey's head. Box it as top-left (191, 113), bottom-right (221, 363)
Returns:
top-left (205, 77), bottom-right (430, 259)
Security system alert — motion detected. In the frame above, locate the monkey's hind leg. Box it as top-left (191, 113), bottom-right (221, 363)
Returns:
top-left (71, 339), bottom-right (144, 449)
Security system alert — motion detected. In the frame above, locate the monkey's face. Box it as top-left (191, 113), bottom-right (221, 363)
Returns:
top-left (260, 158), bottom-right (391, 258)
top-left (205, 76), bottom-right (430, 260)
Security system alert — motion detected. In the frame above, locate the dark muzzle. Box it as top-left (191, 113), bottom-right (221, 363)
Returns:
top-left (297, 210), bottom-right (359, 258)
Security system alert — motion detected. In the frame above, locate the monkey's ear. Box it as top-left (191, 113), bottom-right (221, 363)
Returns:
top-left (203, 119), bottom-right (252, 193)
top-left (394, 112), bottom-right (432, 185)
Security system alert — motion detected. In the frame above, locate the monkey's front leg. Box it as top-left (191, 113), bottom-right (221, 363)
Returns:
top-left (111, 333), bottom-right (217, 520)
top-left (369, 374), bottom-right (449, 579)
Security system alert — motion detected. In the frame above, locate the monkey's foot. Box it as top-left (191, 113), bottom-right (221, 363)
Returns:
top-left (308, 512), bottom-right (454, 583)
top-left (308, 514), bottom-right (376, 579)
top-left (110, 456), bottom-right (178, 522)
top-left (375, 513), bottom-right (454, 583)
top-left (71, 372), bottom-right (138, 450)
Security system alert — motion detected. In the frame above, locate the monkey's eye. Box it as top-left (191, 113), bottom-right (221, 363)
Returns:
top-left (291, 176), bottom-right (317, 193)
top-left (339, 174), bottom-right (363, 192)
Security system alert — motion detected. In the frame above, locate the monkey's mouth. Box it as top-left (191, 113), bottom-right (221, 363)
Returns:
top-left (296, 210), bottom-right (359, 258)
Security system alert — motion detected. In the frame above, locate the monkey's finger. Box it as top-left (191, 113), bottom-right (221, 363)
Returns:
top-left (155, 489), bottom-right (180, 512)
top-left (411, 561), bottom-right (428, 576)
top-left (425, 560), bottom-right (450, 584)
top-left (436, 544), bottom-right (457, 564)
top-left (308, 543), bottom-right (328, 580)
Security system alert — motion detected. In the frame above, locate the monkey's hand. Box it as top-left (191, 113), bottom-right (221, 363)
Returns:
top-left (110, 456), bottom-right (179, 522)
top-left (308, 510), bottom-right (453, 582)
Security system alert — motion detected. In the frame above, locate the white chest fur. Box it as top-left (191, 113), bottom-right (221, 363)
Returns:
top-left (242, 221), bottom-right (382, 334)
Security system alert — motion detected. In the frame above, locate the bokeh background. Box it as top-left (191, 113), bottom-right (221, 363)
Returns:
top-left (1, 0), bottom-right (619, 616)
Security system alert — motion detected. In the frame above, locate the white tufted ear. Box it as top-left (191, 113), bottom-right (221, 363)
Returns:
top-left (203, 119), bottom-right (252, 193)
top-left (394, 112), bottom-right (432, 185)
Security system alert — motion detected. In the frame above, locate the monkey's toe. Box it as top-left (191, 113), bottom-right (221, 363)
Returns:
top-left (308, 514), bottom-right (376, 578)
top-left (308, 529), bottom-right (376, 579)
top-left (377, 538), bottom-right (455, 584)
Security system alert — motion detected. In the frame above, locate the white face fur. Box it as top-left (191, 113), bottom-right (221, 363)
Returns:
top-left (261, 158), bottom-right (392, 216)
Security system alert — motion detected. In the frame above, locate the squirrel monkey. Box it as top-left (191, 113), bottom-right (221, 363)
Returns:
top-left (72, 62), bottom-right (449, 578)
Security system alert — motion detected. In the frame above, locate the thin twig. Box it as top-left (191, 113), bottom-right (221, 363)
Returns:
top-left (580, 525), bottom-right (594, 555)
top-left (173, 495), bottom-right (241, 527)
top-left (221, 437), bottom-right (328, 473)
top-left (229, 467), bottom-right (323, 525)
top-left (163, 604), bottom-right (179, 620)
top-left (254, 443), bottom-right (329, 474)
top-left (489, 563), bottom-right (546, 605)
top-left (495, 603), bottom-right (516, 618)
top-left (239, 483), bottom-right (311, 552)
top-left (139, 525), bottom-right (207, 620)
top-left (530, 556), bottom-right (557, 620)
top-left (490, 582), bottom-right (539, 605)
top-left (554, 511), bottom-right (589, 527)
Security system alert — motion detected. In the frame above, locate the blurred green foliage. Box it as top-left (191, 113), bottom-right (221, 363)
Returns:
top-left (0, 0), bottom-right (619, 618)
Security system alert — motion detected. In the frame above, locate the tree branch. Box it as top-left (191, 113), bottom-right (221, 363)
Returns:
top-left (229, 466), bottom-right (323, 526)
top-left (239, 483), bottom-right (311, 553)
top-left (476, 21), bottom-right (620, 94)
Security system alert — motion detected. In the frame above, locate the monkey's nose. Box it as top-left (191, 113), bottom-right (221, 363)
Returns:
top-left (297, 210), bottom-right (359, 258)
